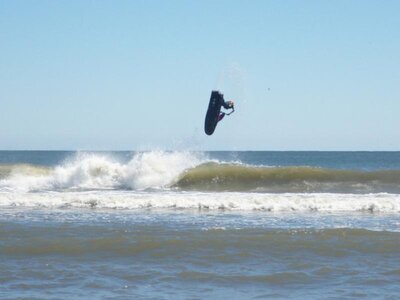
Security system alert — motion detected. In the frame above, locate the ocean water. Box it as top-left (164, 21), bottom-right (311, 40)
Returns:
top-left (0, 151), bottom-right (400, 299)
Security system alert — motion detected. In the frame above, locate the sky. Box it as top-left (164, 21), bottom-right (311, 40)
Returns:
top-left (1, 0), bottom-right (399, 150)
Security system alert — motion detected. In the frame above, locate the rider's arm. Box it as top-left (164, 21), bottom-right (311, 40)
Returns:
top-left (221, 100), bottom-right (234, 110)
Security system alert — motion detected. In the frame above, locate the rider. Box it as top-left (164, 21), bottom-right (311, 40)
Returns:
top-left (218, 100), bottom-right (235, 122)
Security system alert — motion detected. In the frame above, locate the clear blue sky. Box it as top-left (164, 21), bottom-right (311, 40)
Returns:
top-left (1, 0), bottom-right (399, 150)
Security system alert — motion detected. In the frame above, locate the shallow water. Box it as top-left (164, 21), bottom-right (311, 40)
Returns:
top-left (1, 208), bottom-right (400, 299)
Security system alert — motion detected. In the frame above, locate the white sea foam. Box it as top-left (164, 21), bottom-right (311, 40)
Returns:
top-left (1, 191), bottom-right (399, 213)
top-left (0, 151), bottom-right (203, 192)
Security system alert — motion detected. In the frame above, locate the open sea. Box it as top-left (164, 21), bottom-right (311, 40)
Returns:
top-left (1, 151), bottom-right (400, 299)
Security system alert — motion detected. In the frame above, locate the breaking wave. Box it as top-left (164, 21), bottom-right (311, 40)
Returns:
top-left (1, 151), bottom-right (400, 194)
top-left (0, 151), bottom-right (202, 192)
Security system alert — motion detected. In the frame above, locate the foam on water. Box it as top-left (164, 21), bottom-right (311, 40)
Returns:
top-left (1, 191), bottom-right (400, 213)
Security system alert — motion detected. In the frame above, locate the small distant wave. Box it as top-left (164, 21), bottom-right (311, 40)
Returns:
top-left (2, 227), bottom-right (398, 257)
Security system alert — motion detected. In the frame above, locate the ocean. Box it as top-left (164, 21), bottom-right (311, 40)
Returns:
top-left (0, 151), bottom-right (399, 299)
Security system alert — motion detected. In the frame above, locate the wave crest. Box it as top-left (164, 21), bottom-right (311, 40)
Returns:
top-left (174, 163), bottom-right (400, 193)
